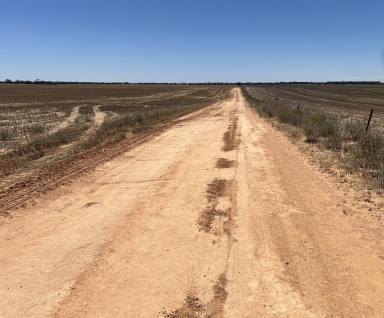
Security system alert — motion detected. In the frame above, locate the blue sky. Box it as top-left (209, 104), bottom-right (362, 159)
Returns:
top-left (0, 0), bottom-right (383, 82)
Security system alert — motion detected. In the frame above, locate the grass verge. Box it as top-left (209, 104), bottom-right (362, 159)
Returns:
top-left (242, 87), bottom-right (384, 189)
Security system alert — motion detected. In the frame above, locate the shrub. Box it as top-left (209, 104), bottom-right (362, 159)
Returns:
top-left (304, 113), bottom-right (339, 143)
top-left (79, 105), bottom-right (94, 115)
top-left (260, 104), bottom-right (275, 118)
top-left (325, 132), bottom-right (343, 150)
top-left (0, 159), bottom-right (17, 176)
top-left (29, 124), bottom-right (45, 135)
top-left (355, 132), bottom-right (384, 171)
top-left (342, 119), bottom-right (365, 141)
top-left (277, 108), bottom-right (304, 126)
top-left (0, 128), bottom-right (11, 141)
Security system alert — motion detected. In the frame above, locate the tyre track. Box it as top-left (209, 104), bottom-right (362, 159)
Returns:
top-left (164, 105), bottom-right (241, 318)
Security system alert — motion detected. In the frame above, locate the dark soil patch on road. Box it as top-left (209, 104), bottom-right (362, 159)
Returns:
top-left (82, 202), bottom-right (99, 208)
top-left (206, 179), bottom-right (227, 202)
top-left (162, 294), bottom-right (206, 318)
top-left (162, 273), bottom-right (228, 318)
top-left (206, 273), bottom-right (228, 317)
top-left (198, 207), bottom-right (230, 234)
top-left (216, 158), bottom-right (235, 169)
top-left (222, 116), bottom-right (239, 152)
top-left (198, 179), bottom-right (232, 236)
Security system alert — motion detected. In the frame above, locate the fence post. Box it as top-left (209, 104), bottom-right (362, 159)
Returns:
top-left (297, 102), bottom-right (301, 110)
top-left (365, 109), bottom-right (374, 132)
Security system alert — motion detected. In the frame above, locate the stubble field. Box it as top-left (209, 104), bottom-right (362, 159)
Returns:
top-left (0, 84), bottom-right (230, 187)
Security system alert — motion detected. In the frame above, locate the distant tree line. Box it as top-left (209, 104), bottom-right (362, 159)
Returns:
top-left (241, 81), bottom-right (383, 86)
top-left (1, 79), bottom-right (382, 85)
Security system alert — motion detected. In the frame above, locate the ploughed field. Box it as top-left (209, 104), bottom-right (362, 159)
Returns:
top-left (246, 84), bottom-right (384, 128)
top-left (0, 84), bottom-right (230, 188)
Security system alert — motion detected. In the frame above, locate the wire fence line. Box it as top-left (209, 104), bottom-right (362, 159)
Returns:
top-left (245, 87), bottom-right (384, 130)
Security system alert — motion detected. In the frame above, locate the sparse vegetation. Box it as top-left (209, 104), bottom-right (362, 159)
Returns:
top-left (0, 123), bottom-right (89, 176)
top-left (242, 86), bottom-right (384, 189)
top-left (0, 128), bottom-right (11, 141)
top-left (0, 85), bottom-right (230, 180)
top-left (29, 124), bottom-right (46, 135)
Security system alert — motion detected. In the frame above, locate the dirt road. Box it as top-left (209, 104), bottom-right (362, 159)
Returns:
top-left (1, 88), bottom-right (384, 317)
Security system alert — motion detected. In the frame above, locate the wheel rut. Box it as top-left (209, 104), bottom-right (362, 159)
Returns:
top-left (163, 104), bottom-right (241, 318)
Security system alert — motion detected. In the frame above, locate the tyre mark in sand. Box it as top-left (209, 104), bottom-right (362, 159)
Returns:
top-left (164, 108), bottom-right (241, 318)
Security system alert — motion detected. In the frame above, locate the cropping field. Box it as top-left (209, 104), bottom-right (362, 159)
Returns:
top-left (0, 84), bottom-right (229, 184)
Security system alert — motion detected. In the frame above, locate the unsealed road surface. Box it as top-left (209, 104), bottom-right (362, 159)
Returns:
top-left (1, 88), bottom-right (384, 317)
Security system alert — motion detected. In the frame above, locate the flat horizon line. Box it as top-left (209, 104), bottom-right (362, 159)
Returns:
top-left (1, 80), bottom-right (383, 85)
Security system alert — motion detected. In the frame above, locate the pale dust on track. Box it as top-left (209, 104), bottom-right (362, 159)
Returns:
top-left (1, 88), bottom-right (384, 317)
top-left (49, 105), bottom-right (81, 134)
top-left (92, 105), bottom-right (107, 127)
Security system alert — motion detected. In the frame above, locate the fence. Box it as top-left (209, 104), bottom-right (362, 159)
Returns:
top-left (245, 87), bottom-right (383, 132)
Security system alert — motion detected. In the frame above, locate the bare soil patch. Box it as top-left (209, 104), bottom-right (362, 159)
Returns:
top-left (0, 84), bottom-right (202, 104)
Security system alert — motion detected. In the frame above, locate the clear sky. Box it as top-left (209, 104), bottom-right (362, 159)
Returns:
top-left (1, 0), bottom-right (383, 82)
